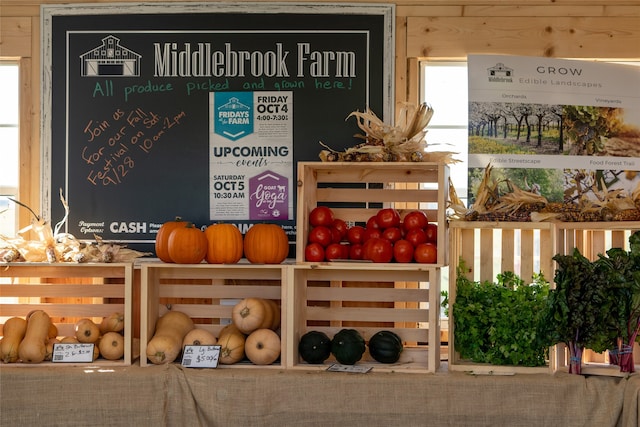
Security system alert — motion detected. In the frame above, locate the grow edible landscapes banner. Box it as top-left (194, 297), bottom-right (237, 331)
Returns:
top-left (467, 54), bottom-right (640, 208)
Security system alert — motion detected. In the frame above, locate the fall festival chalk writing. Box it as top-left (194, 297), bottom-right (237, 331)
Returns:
top-left (81, 107), bottom-right (186, 186)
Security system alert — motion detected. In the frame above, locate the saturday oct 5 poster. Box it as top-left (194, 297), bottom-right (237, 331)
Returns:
top-left (467, 54), bottom-right (640, 209)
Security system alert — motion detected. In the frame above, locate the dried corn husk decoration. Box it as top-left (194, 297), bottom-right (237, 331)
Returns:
top-left (447, 177), bottom-right (471, 221)
top-left (464, 162), bottom-right (640, 222)
top-left (490, 180), bottom-right (548, 216)
top-left (0, 190), bottom-right (151, 264)
top-left (319, 102), bottom-right (459, 163)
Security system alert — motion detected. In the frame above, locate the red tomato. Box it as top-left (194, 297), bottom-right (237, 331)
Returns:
top-left (346, 225), bottom-right (366, 245)
top-left (362, 227), bottom-right (382, 242)
top-left (340, 243), bottom-right (351, 259)
top-left (308, 225), bottom-right (332, 247)
top-left (325, 243), bottom-right (347, 261)
top-left (330, 227), bottom-right (343, 244)
top-left (305, 242), bottom-right (325, 262)
top-left (414, 243), bottom-right (438, 264)
top-left (376, 208), bottom-right (401, 229)
top-left (349, 243), bottom-right (364, 260)
top-left (405, 228), bottom-right (427, 247)
top-left (402, 210), bottom-right (429, 232)
top-left (382, 227), bottom-right (403, 244)
top-left (393, 239), bottom-right (415, 263)
top-left (309, 206), bottom-right (335, 227)
top-left (332, 218), bottom-right (349, 240)
top-left (363, 237), bottom-right (394, 263)
top-left (425, 223), bottom-right (438, 244)
top-left (366, 215), bottom-right (380, 229)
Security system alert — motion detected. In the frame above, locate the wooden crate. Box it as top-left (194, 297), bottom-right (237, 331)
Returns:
top-left (285, 263), bottom-right (441, 373)
top-left (0, 262), bottom-right (134, 366)
top-left (296, 162), bottom-right (450, 265)
top-left (447, 221), bottom-right (556, 374)
top-left (555, 221), bottom-right (640, 376)
top-left (140, 261), bottom-right (286, 368)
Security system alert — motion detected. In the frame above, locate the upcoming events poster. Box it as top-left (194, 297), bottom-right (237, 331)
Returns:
top-left (209, 91), bottom-right (293, 221)
top-left (467, 54), bottom-right (640, 206)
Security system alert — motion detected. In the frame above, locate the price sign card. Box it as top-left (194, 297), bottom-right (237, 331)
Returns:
top-left (181, 345), bottom-right (221, 368)
top-left (52, 343), bottom-right (95, 363)
top-left (326, 363), bottom-right (372, 373)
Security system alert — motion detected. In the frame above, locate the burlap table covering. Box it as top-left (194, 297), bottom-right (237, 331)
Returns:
top-left (1, 363), bottom-right (638, 426)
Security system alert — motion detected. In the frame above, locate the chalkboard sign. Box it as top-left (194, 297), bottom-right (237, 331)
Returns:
top-left (41, 3), bottom-right (394, 254)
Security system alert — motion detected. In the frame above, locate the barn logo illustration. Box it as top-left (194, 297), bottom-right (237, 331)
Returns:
top-left (487, 62), bottom-right (514, 83)
top-left (214, 92), bottom-right (254, 141)
top-left (80, 35), bottom-right (141, 77)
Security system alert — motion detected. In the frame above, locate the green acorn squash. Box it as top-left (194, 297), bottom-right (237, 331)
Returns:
top-left (299, 331), bottom-right (332, 364)
top-left (331, 329), bottom-right (365, 365)
top-left (368, 330), bottom-right (403, 363)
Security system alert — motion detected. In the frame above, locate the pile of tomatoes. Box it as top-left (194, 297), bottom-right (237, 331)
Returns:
top-left (304, 206), bottom-right (438, 263)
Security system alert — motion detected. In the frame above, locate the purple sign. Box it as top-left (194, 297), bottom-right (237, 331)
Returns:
top-left (249, 171), bottom-right (288, 220)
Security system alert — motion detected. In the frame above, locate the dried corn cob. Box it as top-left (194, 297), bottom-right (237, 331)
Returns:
top-left (612, 209), bottom-right (640, 221)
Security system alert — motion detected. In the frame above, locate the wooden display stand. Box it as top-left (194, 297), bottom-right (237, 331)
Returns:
top-left (0, 262), bottom-right (134, 366)
top-left (139, 261), bottom-right (287, 368)
top-left (296, 161), bottom-right (449, 266)
top-left (447, 221), bottom-right (556, 374)
top-left (285, 263), bottom-right (441, 373)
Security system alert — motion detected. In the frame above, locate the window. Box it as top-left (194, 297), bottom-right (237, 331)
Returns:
top-left (420, 61), bottom-right (469, 204)
top-left (0, 61), bottom-right (20, 237)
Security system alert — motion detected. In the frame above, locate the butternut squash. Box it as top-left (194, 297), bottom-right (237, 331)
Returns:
top-left (18, 310), bottom-right (51, 364)
top-left (218, 329), bottom-right (246, 365)
top-left (182, 328), bottom-right (217, 348)
top-left (1, 317), bottom-right (27, 363)
top-left (99, 332), bottom-right (125, 360)
top-left (99, 312), bottom-right (125, 334)
top-left (232, 297), bottom-right (268, 334)
top-left (146, 310), bottom-right (194, 364)
top-left (245, 328), bottom-right (281, 365)
top-left (75, 318), bottom-right (100, 343)
top-left (48, 322), bottom-right (58, 339)
top-left (45, 337), bottom-right (60, 361)
top-left (264, 299), bottom-right (281, 331)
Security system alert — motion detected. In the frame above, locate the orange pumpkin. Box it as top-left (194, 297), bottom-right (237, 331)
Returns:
top-left (204, 223), bottom-right (243, 264)
top-left (155, 217), bottom-right (187, 262)
top-left (243, 224), bottom-right (289, 264)
top-left (168, 223), bottom-right (208, 264)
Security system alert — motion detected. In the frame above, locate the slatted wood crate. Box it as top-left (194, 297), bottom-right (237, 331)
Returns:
top-left (0, 262), bottom-right (134, 366)
top-left (447, 221), bottom-right (556, 374)
top-left (554, 221), bottom-right (640, 376)
top-left (140, 261), bottom-right (287, 368)
top-left (285, 263), bottom-right (441, 373)
top-left (296, 162), bottom-right (449, 266)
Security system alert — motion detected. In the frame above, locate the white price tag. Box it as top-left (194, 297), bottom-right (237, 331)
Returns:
top-left (181, 345), bottom-right (221, 368)
top-left (52, 343), bottom-right (95, 363)
top-left (326, 363), bottom-right (372, 373)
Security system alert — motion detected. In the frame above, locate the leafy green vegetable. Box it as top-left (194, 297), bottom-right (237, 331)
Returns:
top-left (591, 232), bottom-right (640, 373)
top-left (451, 261), bottom-right (551, 367)
top-left (542, 232), bottom-right (640, 374)
top-left (542, 248), bottom-right (613, 374)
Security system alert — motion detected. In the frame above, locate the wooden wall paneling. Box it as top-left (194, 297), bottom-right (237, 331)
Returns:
top-left (407, 16), bottom-right (640, 59)
top-left (395, 15), bottom-right (408, 109)
top-left (18, 57), bottom-right (34, 237)
top-left (0, 17), bottom-right (32, 57)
